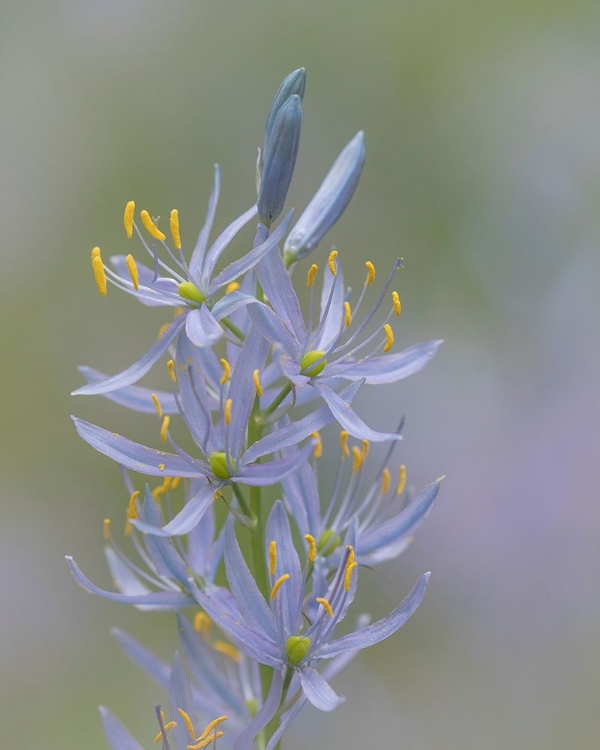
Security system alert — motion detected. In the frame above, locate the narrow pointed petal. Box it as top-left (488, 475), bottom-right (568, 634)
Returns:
top-left (175, 334), bottom-right (217, 452)
top-left (329, 340), bottom-right (444, 384)
top-left (311, 381), bottom-right (402, 442)
top-left (185, 305), bottom-right (223, 347)
top-left (72, 417), bottom-right (201, 477)
top-left (237, 439), bottom-right (316, 486)
top-left (78, 367), bottom-right (178, 413)
top-left (299, 668), bottom-right (345, 712)
top-left (189, 164), bottom-right (221, 281)
top-left (233, 669), bottom-right (284, 750)
top-left (65, 556), bottom-right (193, 607)
top-left (104, 548), bottom-right (160, 612)
top-left (134, 482), bottom-right (215, 537)
top-left (280, 450), bottom-right (321, 537)
top-left (72, 315), bottom-right (185, 395)
top-left (246, 299), bottom-right (300, 360)
top-left (110, 255), bottom-right (180, 305)
top-left (99, 707), bottom-right (144, 750)
top-left (266, 501), bottom-right (303, 634)
top-left (201, 204), bottom-right (258, 286)
top-left (111, 628), bottom-right (170, 690)
top-left (257, 246), bottom-right (306, 346)
top-left (211, 290), bottom-right (260, 321)
top-left (316, 573), bottom-right (430, 659)
top-left (265, 698), bottom-right (307, 750)
top-left (313, 262), bottom-right (344, 351)
top-left (321, 614), bottom-right (371, 681)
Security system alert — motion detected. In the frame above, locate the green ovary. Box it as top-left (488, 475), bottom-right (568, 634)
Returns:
top-left (209, 452), bottom-right (235, 479)
top-left (178, 281), bottom-right (206, 305)
top-left (285, 635), bottom-right (311, 665)
top-left (300, 350), bottom-right (327, 377)
top-left (317, 529), bottom-right (341, 557)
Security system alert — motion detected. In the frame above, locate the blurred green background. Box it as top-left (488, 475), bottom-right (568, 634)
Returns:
top-left (2, 1), bottom-right (599, 748)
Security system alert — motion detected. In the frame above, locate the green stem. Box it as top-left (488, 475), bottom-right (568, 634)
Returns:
top-left (262, 382), bottom-right (292, 418)
top-left (222, 316), bottom-right (245, 341)
top-left (231, 483), bottom-right (252, 519)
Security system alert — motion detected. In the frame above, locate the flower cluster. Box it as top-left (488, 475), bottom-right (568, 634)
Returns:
top-left (68, 68), bottom-right (443, 750)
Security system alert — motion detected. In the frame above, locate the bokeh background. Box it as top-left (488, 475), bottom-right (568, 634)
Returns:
top-left (2, 1), bottom-right (599, 748)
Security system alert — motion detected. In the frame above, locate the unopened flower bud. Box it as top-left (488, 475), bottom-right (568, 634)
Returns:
top-left (261, 68), bottom-right (306, 169)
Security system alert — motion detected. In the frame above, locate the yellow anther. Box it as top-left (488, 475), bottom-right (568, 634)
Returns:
top-left (151, 393), bottom-right (163, 418)
top-left (328, 250), bottom-right (338, 276)
top-left (167, 359), bottom-right (177, 384)
top-left (252, 369), bottom-right (263, 397)
top-left (269, 540), bottom-right (277, 576)
top-left (193, 612), bottom-right (212, 636)
top-left (213, 640), bottom-right (241, 662)
top-left (170, 209), bottom-right (181, 250)
top-left (344, 548), bottom-right (357, 593)
top-left (344, 301), bottom-right (352, 328)
top-left (152, 476), bottom-right (172, 501)
top-left (270, 573), bottom-right (290, 600)
top-left (225, 281), bottom-right (240, 294)
top-left (383, 323), bottom-right (394, 353)
top-left (157, 322), bottom-right (170, 339)
top-left (140, 210), bottom-right (166, 241)
top-left (392, 290), bottom-right (402, 316)
top-left (361, 439), bottom-right (370, 460)
top-left (316, 597), bottom-right (334, 618)
top-left (224, 398), bottom-right (232, 426)
top-left (339, 431), bottom-right (350, 458)
top-left (304, 534), bottom-right (317, 562)
top-left (195, 716), bottom-right (228, 743)
top-left (160, 415), bottom-right (170, 443)
top-left (103, 518), bottom-right (111, 540)
top-left (174, 306), bottom-right (185, 317)
top-left (346, 544), bottom-right (356, 567)
top-left (365, 260), bottom-right (376, 286)
top-left (381, 467), bottom-right (391, 494)
top-left (153, 721), bottom-right (177, 744)
top-left (171, 476), bottom-right (181, 489)
top-left (219, 358), bottom-right (231, 385)
top-left (92, 250), bottom-right (107, 297)
top-left (127, 490), bottom-right (140, 520)
top-left (351, 445), bottom-right (364, 473)
top-left (158, 463), bottom-right (166, 472)
top-left (307, 263), bottom-right (318, 287)
top-left (311, 431), bottom-right (322, 458)
top-left (397, 464), bottom-right (407, 495)
top-left (188, 731), bottom-right (225, 749)
top-left (178, 708), bottom-right (196, 740)
top-left (125, 254), bottom-right (139, 290)
top-left (123, 201), bottom-right (135, 239)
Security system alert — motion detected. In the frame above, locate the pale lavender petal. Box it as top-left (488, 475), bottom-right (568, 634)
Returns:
top-left (72, 315), bottom-right (185, 395)
top-left (189, 164), bottom-right (221, 281)
top-left (134, 482), bottom-right (215, 537)
top-left (78, 367), bottom-right (178, 414)
top-left (104, 548), bottom-right (161, 612)
top-left (111, 628), bottom-right (170, 690)
top-left (185, 305), bottom-right (223, 347)
top-left (99, 707), bottom-right (143, 750)
top-left (313, 263), bottom-right (344, 351)
top-left (246, 300), bottom-right (300, 359)
top-left (265, 698), bottom-right (307, 750)
top-left (280, 449), bottom-right (321, 537)
top-left (110, 255), bottom-right (180, 305)
top-left (237, 439), bottom-right (315, 486)
top-left (175, 334), bottom-right (218, 453)
top-left (329, 340), bottom-right (443, 384)
top-left (233, 669), bottom-right (284, 750)
top-left (202, 204), bottom-right (258, 286)
top-left (315, 573), bottom-right (430, 659)
top-left (211, 291), bottom-right (260, 321)
top-left (169, 652), bottom-right (196, 750)
top-left (265, 501), bottom-right (302, 635)
top-left (257, 247), bottom-right (306, 346)
top-left (299, 668), bottom-right (345, 712)
top-left (321, 614), bottom-right (371, 682)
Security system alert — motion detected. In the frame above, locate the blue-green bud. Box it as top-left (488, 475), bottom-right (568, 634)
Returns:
top-left (262, 68), bottom-right (306, 169)
top-left (285, 635), bottom-right (310, 665)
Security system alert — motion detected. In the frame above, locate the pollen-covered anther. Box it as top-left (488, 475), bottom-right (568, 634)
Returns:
top-left (167, 359), bottom-right (177, 383)
top-left (316, 597), bottom-right (334, 618)
top-left (361, 438), bottom-right (370, 460)
top-left (213, 640), bottom-right (241, 662)
top-left (171, 476), bottom-right (181, 490)
top-left (91, 248), bottom-right (107, 297)
top-left (178, 708), bottom-right (196, 740)
top-left (160, 415), bottom-right (170, 443)
top-left (194, 611), bottom-right (212, 637)
top-left (170, 209), bottom-right (182, 249)
top-left (381, 467), bottom-right (391, 495)
top-left (269, 540), bottom-right (277, 576)
top-left (127, 490), bottom-right (140, 520)
top-left (188, 731), bottom-right (225, 750)
top-left (225, 281), bottom-right (240, 294)
top-left (339, 430), bottom-right (350, 458)
top-left (300, 350), bottom-right (327, 378)
top-left (102, 518), bottom-right (111, 540)
top-left (152, 476), bottom-right (172, 501)
top-left (397, 464), bottom-right (407, 495)
top-left (383, 323), bottom-right (394, 352)
top-left (306, 263), bottom-right (318, 287)
top-left (365, 260), bottom-right (376, 286)
top-left (270, 573), bottom-right (290, 600)
top-left (351, 445), bottom-right (364, 474)
top-left (328, 249), bottom-right (338, 276)
top-left (224, 398), bottom-right (232, 426)
top-left (219, 358), bottom-right (231, 385)
top-left (153, 718), bottom-right (177, 744)
top-left (392, 290), bottom-right (402, 316)
top-left (344, 560), bottom-right (357, 593)
top-left (140, 209), bottom-right (166, 241)
top-left (252, 369), bottom-right (263, 397)
top-left (304, 533), bottom-right (317, 562)
top-left (125, 254), bottom-right (139, 290)
top-left (344, 300), bottom-right (352, 328)
top-left (311, 431), bottom-right (322, 458)
top-left (157, 322), bottom-right (170, 339)
top-left (123, 201), bottom-right (135, 239)
top-left (150, 393), bottom-right (163, 418)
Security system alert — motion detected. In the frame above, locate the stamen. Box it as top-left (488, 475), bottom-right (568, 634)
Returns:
top-left (219, 358), bottom-right (231, 384)
top-left (92, 250), bottom-right (107, 297)
top-left (397, 464), bottom-right (407, 495)
top-left (127, 490), bottom-right (140, 520)
top-left (392, 290), bottom-right (401, 316)
top-left (140, 210), bottom-right (166, 241)
top-left (252, 369), bottom-right (263, 397)
top-left (346, 544), bottom-right (356, 567)
top-left (361, 439), bottom-right (370, 460)
top-left (170, 209), bottom-right (182, 250)
top-left (152, 476), bottom-right (172, 501)
top-left (315, 597), bottom-right (334, 618)
top-left (381, 468), bottom-right (391, 494)
top-left (365, 260), bottom-right (376, 285)
top-left (195, 716), bottom-right (228, 743)
top-left (171, 476), bottom-right (181, 490)
top-left (103, 518), bottom-right (111, 540)
top-left (160, 415), bottom-right (170, 443)
top-left (213, 640), bottom-right (241, 662)
top-left (123, 201), bottom-right (135, 239)
top-left (225, 281), bottom-right (240, 294)
top-left (269, 540), bottom-right (277, 576)
top-left (178, 708), bottom-right (196, 740)
top-left (383, 323), bottom-right (394, 352)
top-left (311, 431), bottom-right (322, 458)
top-left (151, 393), bottom-right (163, 418)
top-left (153, 720), bottom-right (177, 744)
top-left (328, 250), bottom-right (338, 276)
top-left (125, 254), bottom-right (139, 290)
top-left (344, 300), bottom-right (352, 327)
top-left (193, 612), bottom-right (212, 636)
top-left (304, 533), bottom-right (317, 562)
top-left (224, 398), bottom-right (232, 426)
top-left (167, 359), bottom-right (177, 383)
top-left (344, 547), bottom-right (357, 592)
top-left (307, 263), bottom-right (318, 286)
top-left (339, 431), bottom-right (350, 458)
top-left (157, 322), bottom-right (170, 339)
top-left (270, 573), bottom-right (290, 600)
top-left (188, 731), bottom-right (225, 750)
top-left (351, 445), bottom-right (364, 473)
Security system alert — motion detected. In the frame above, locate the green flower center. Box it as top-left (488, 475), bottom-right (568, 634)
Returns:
top-left (299, 350), bottom-right (327, 378)
top-left (317, 529), bottom-right (341, 557)
top-left (209, 452), bottom-right (235, 480)
top-left (285, 635), bottom-right (311, 665)
top-left (178, 281), bottom-right (206, 305)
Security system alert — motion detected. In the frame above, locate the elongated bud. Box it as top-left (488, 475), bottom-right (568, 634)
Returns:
top-left (258, 94), bottom-right (302, 226)
top-left (284, 131), bottom-right (365, 265)
top-left (261, 68), bottom-right (306, 170)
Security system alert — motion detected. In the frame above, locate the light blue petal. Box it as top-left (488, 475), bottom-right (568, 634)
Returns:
top-left (299, 668), bottom-right (345, 712)
top-left (233, 669), bottom-right (284, 750)
top-left (201, 204), bottom-right (258, 286)
top-left (185, 305), bottom-right (223, 347)
top-left (175, 333), bottom-right (218, 453)
top-left (264, 698), bottom-right (307, 750)
top-left (265, 501), bottom-right (302, 636)
top-left (312, 262), bottom-right (344, 351)
top-left (211, 291), bottom-right (260, 321)
top-left (257, 247), bottom-right (306, 347)
top-left (104, 548), bottom-right (165, 613)
top-left (99, 707), bottom-right (144, 750)
top-left (315, 573), bottom-right (430, 659)
top-left (329, 339), bottom-right (443, 384)
top-left (280, 449), bottom-right (321, 537)
top-left (72, 417), bottom-right (202, 477)
top-left (189, 164), bottom-right (221, 282)
top-left (78, 367), bottom-right (178, 414)
top-left (134, 482), bottom-right (215, 537)
top-left (72, 315), bottom-right (185, 395)
top-left (110, 255), bottom-right (180, 306)
top-left (246, 300), bottom-right (300, 360)
top-left (111, 628), bottom-right (170, 690)
top-left (169, 652), bottom-right (196, 750)
top-left (237, 439), bottom-right (315, 486)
